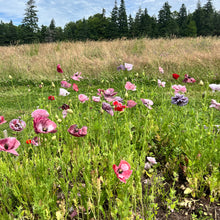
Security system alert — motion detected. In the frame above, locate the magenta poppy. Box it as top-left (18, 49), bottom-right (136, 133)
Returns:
top-left (172, 73), bottom-right (180, 80)
top-left (127, 100), bottom-right (137, 108)
top-left (9, 119), bottom-right (26, 132)
top-left (73, 83), bottom-right (79, 92)
top-left (61, 81), bottom-right (71, 88)
top-left (71, 72), bottom-right (83, 81)
top-left (31, 109), bottom-right (49, 118)
top-left (113, 160), bottom-right (133, 183)
top-left (57, 64), bottom-right (63, 73)
top-left (0, 137), bottom-right (20, 156)
top-left (183, 74), bottom-right (196, 83)
top-left (68, 124), bottom-right (87, 137)
top-left (33, 117), bottom-right (57, 134)
top-left (0, 116), bottom-right (7, 125)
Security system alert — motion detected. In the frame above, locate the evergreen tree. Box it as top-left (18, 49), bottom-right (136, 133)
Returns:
top-left (202, 0), bottom-right (214, 35)
top-left (213, 11), bottom-right (220, 35)
top-left (45, 19), bottom-right (56, 42)
top-left (186, 15), bottom-right (197, 37)
top-left (177, 4), bottom-right (188, 36)
top-left (118, 0), bottom-right (128, 37)
top-left (110, 0), bottom-right (119, 39)
top-left (193, 1), bottom-right (205, 36)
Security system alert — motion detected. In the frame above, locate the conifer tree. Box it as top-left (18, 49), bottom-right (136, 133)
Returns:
top-left (110, 0), bottom-right (119, 39)
top-left (118, 0), bottom-right (128, 37)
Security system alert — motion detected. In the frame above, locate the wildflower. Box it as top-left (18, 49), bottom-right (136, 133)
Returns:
top-left (158, 79), bottom-right (166, 87)
top-left (113, 160), bottom-right (133, 183)
top-left (103, 88), bottom-right (118, 102)
top-left (127, 100), bottom-right (137, 108)
top-left (33, 117), bottom-right (57, 134)
top-left (114, 96), bottom-right (124, 103)
top-left (57, 64), bottom-right (63, 73)
top-left (172, 85), bottom-right (187, 94)
top-left (125, 82), bottom-right (136, 91)
top-left (26, 139), bottom-right (32, 144)
top-left (124, 63), bottom-right (133, 71)
top-left (97, 89), bottom-right (104, 96)
top-left (172, 73), bottom-right (180, 80)
top-left (159, 66), bottom-right (164, 74)
top-left (117, 64), bottom-right (126, 71)
top-left (199, 80), bottom-right (204, 86)
top-left (209, 99), bottom-right (220, 111)
top-left (31, 136), bottom-right (40, 146)
top-left (78, 94), bottom-right (89, 103)
top-left (0, 137), bottom-right (20, 156)
top-left (62, 110), bottom-right (68, 118)
top-left (73, 83), bottom-right (79, 92)
top-left (31, 109), bottom-right (49, 118)
top-left (9, 119), bottom-right (26, 132)
top-left (59, 88), bottom-right (70, 96)
top-left (59, 104), bottom-right (70, 110)
top-left (147, 157), bottom-right (157, 165)
top-left (171, 93), bottom-right (189, 106)
top-left (141, 99), bottom-right (154, 109)
top-left (113, 101), bottom-right (127, 111)
top-left (92, 96), bottom-right (101, 102)
top-left (71, 72), bottom-right (83, 81)
top-left (48, 95), bottom-right (55, 100)
top-left (0, 116), bottom-right (7, 125)
top-left (209, 84), bottom-right (220, 92)
top-left (68, 124), bottom-right (87, 137)
top-left (61, 81), bottom-right (71, 88)
top-left (144, 162), bottom-right (151, 170)
top-left (102, 102), bottom-right (114, 116)
top-left (183, 74), bottom-right (196, 83)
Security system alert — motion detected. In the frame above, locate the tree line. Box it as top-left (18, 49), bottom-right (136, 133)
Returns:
top-left (0, 0), bottom-right (219, 46)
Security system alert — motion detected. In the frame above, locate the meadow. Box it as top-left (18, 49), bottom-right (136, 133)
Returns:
top-left (0, 37), bottom-right (219, 219)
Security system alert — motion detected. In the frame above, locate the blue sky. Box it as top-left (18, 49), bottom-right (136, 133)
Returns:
top-left (0, 0), bottom-right (219, 28)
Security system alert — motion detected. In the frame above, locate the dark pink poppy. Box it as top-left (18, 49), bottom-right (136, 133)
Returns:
top-left (61, 81), bottom-right (71, 88)
top-left (71, 72), bottom-right (83, 81)
top-left (73, 83), bottom-right (79, 92)
top-left (33, 117), bottom-right (57, 134)
top-left (68, 124), bottom-right (87, 137)
top-left (31, 136), bottom-right (40, 146)
top-left (127, 100), bottom-right (137, 108)
top-left (0, 137), bottom-right (20, 156)
top-left (31, 109), bottom-right (49, 118)
top-left (183, 74), bottom-right (196, 83)
top-left (57, 64), bottom-right (63, 73)
top-left (113, 160), bottom-right (133, 183)
top-left (9, 119), bottom-right (26, 132)
top-left (0, 116), bottom-right (7, 125)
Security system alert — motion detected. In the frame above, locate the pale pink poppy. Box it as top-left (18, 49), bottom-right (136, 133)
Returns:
top-left (62, 110), bottom-right (68, 118)
top-left (57, 64), bottom-right (63, 73)
top-left (147, 157), bottom-right (157, 165)
top-left (141, 99), bottom-right (153, 109)
top-left (31, 109), bottom-right (49, 118)
top-left (124, 63), bottom-right (133, 71)
top-left (158, 79), bottom-right (166, 87)
top-left (113, 160), bottom-right (133, 183)
top-left (73, 83), bottom-right (79, 92)
top-left (71, 72), bottom-right (83, 81)
top-left (127, 100), bottom-right (137, 108)
top-left (0, 116), bottom-right (7, 125)
top-left (0, 137), bottom-right (20, 156)
top-left (209, 99), bottom-right (220, 111)
top-left (172, 85), bottom-right (187, 93)
top-left (78, 94), bottom-right (89, 103)
top-left (61, 81), bottom-right (71, 88)
top-left (68, 124), bottom-right (87, 137)
top-left (33, 117), bottom-right (57, 134)
top-left (59, 88), bottom-right (70, 96)
top-left (209, 84), bottom-right (220, 92)
top-left (159, 66), bottom-right (164, 74)
top-left (92, 96), bottom-right (101, 102)
top-left (125, 82), bottom-right (136, 91)
top-left (9, 119), bottom-right (26, 132)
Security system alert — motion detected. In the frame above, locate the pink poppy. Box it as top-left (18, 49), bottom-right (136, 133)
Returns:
top-left (33, 117), bottom-right (57, 134)
top-left (0, 116), bottom-right (7, 125)
top-left (97, 89), bottom-right (104, 97)
top-left (125, 82), bottom-right (136, 91)
top-left (0, 137), bottom-right (20, 156)
top-left (172, 85), bottom-right (187, 93)
top-left (92, 96), bottom-right (101, 102)
top-left (147, 157), bottom-right (157, 165)
top-left (113, 160), bottom-right (133, 183)
top-left (31, 136), bottom-right (40, 146)
top-left (158, 79), bottom-right (166, 87)
top-left (127, 100), bottom-right (137, 108)
top-left (159, 66), bottom-right (164, 74)
top-left (78, 94), bottom-right (89, 103)
top-left (209, 99), bottom-right (220, 111)
top-left (9, 119), bottom-right (26, 132)
top-left (141, 99), bottom-right (153, 109)
top-left (61, 81), bottom-right (71, 88)
top-left (102, 102), bottom-right (114, 116)
top-left (68, 124), bottom-right (87, 137)
top-left (183, 74), bottom-right (196, 83)
top-left (73, 83), bottom-right (79, 92)
top-left (31, 109), bottom-right (49, 118)
top-left (57, 64), bottom-right (63, 73)
top-left (71, 72), bottom-right (83, 81)
top-left (124, 63), bottom-right (133, 71)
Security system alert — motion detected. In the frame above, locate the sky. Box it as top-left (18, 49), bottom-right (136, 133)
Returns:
top-left (0, 0), bottom-right (219, 28)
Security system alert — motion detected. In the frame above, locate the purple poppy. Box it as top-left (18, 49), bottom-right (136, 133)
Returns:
top-left (102, 102), bottom-right (114, 116)
top-left (9, 119), bottom-right (26, 132)
top-left (33, 117), bottom-right (57, 134)
top-left (0, 137), bottom-right (20, 156)
top-left (171, 93), bottom-right (189, 106)
top-left (117, 65), bottom-right (125, 71)
top-left (68, 124), bottom-right (87, 137)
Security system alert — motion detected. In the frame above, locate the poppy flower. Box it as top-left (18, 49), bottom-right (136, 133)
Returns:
top-left (127, 100), bottom-right (137, 108)
top-left (113, 101), bottom-right (127, 111)
top-left (183, 74), bottom-right (196, 83)
top-left (59, 104), bottom-right (70, 110)
top-left (97, 89), bottom-right (104, 97)
top-left (158, 79), bottom-right (166, 87)
top-left (209, 84), bottom-right (220, 92)
top-left (113, 160), bottom-right (133, 183)
top-left (73, 83), bottom-right (79, 92)
top-left (31, 136), bottom-right (40, 146)
top-left (159, 66), bottom-right (164, 74)
top-left (0, 137), bottom-right (20, 156)
top-left (117, 64), bottom-right (125, 71)
top-left (125, 82), bottom-right (136, 91)
top-left (31, 109), bottom-right (49, 118)
top-left (71, 72), bottom-right (83, 81)
top-left (171, 93), bottom-right (189, 106)
top-left (124, 63), bottom-right (133, 71)
top-left (59, 88), bottom-right (70, 96)
top-left (9, 119), bottom-right (26, 132)
top-left (48, 96), bottom-right (55, 100)
top-left (141, 99), bottom-right (154, 109)
top-left (102, 102), bottom-right (114, 116)
top-left (0, 116), bottom-right (7, 125)
top-left (78, 94), bottom-right (89, 103)
top-left (33, 117), bottom-right (57, 134)
top-left (172, 73), bottom-right (180, 80)
top-left (68, 124), bottom-right (87, 137)
top-left (147, 157), bottom-right (157, 165)
top-left (172, 85), bottom-right (187, 94)
top-left (209, 99), bottom-right (220, 111)
top-left (61, 81), bottom-right (71, 88)
top-left (26, 139), bottom-right (32, 144)
top-left (92, 96), bottom-right (101, 102)
top-left (57, 64), bottom-right (63, 73)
